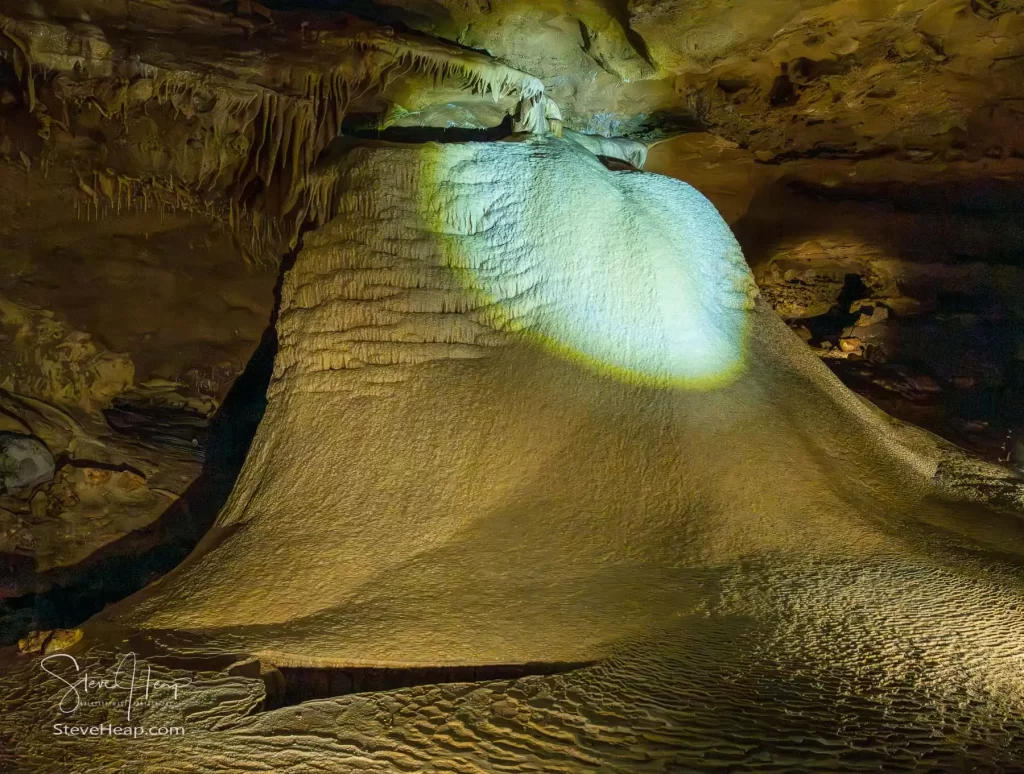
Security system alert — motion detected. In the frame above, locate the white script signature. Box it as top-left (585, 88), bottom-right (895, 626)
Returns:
top-left (40, 652), bottom-right (192, 720)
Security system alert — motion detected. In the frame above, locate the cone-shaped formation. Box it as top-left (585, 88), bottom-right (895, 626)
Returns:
top-left (98, 137), bottom-right (1024, 676)
top-left (3, 136), bottom-right (1024, 772)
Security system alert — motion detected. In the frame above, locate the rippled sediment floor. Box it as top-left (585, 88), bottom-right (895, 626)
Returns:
top-left (5, 557), bottom-right (1024, 772)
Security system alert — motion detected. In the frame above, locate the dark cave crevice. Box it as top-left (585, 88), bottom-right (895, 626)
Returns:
top-left (801, 273), bottom-right (871, 346)
top-left (786, 177), bottom-right (1024, 221)
top-left (265, 661), bottom-right (595, 710)
top-left (340, 113), bottom-right (514, 144)
top-left (0, 242), bottom-right (304, 646)
top-left (56, 458), bottom-right (148, 478)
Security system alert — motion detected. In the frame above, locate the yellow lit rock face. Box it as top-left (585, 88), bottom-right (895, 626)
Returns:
top-left (95, 137), bottom-right (1024, 678)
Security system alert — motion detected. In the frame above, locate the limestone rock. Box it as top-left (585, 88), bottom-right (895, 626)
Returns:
top-left (0, 1), bottom-right (1024, 770)
top-left (852, 303), bottom-right (890, 327)
top-left (0, 299), bottom-right (134, 411)
top-left (0, 433), bottom-right (54, 498)
top-left (363, 0), bottom-right (1024, 161)
top-left (0, 391), bottom-right (77, 459)
top-left (41, 627), bottom-right (84, 654)
top-left (839, 336), bottom-right (863, 354)
top-left (28, 491), bottom-right (48, 519)
top-left (90, 137), bottom-right (1024, 683)
top-left (790, 324), bottom-right (813, 344)
top-left (0, 410), bottom-right (31, 436)
top-left (16, 628), bottom-right (83, 655)
top-left (15, 630), bottom-right (49, 655)
top-left (13, 464), bottom-right (177, 572)
top-left (1009, 434), bottom-right (1024, 472)
top-left (103, 381), bottom-right (216, 460)
top-left (562, 130), bottom-right (648, 169)
top-left (0, 136), bottom-right (1004, 773)
top-left (758, 261), bottom-right (852, 319)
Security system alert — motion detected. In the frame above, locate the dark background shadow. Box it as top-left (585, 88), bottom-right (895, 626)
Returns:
top-left (729, 173), bottom-right (1024, 453)
top-left (0, 252), bottom-right (296, 645)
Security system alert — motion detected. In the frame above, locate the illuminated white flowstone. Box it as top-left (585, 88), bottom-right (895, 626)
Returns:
top-left (416, 136), bottom-right (756, 387)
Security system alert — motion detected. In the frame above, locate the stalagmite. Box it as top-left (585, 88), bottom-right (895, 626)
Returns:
top-left (3, 131), bottom-right (1019, 771)
top-left (72, 135), bottom-right (1021, 672)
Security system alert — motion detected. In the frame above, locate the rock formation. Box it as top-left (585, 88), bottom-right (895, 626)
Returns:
top-left (0, 0), bottom-right (554, 615)
top-left (1, 1), bottom-right (1024, 771)
top-left (5, 133), bottom-right (1024, 772)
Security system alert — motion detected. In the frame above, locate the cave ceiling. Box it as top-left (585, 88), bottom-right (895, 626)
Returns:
top-left (282, 0), bottom-right (1024, 159)
top-left (4, 0), bottom-right (1022, 166)
top-left (0, 0), bottom-right (1020, 268)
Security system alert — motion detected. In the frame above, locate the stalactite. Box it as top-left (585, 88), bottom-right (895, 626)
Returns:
top-left (0, 10), bottom-right (553, 265)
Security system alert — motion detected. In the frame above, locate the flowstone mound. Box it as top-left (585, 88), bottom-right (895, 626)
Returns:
top-left (98, 135), bottom-right (1024, 662)
top-left (5, 136), bottom-right (1024, 771)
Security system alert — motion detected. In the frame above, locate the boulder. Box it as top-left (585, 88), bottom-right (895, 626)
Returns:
top-left (16, 628), bottom-right (83, 655)
top-left (0, 433), bottom-right (55, 498)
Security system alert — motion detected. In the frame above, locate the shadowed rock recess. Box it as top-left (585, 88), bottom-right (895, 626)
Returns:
top-left (2, 1), bottom-right (1024, 772)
